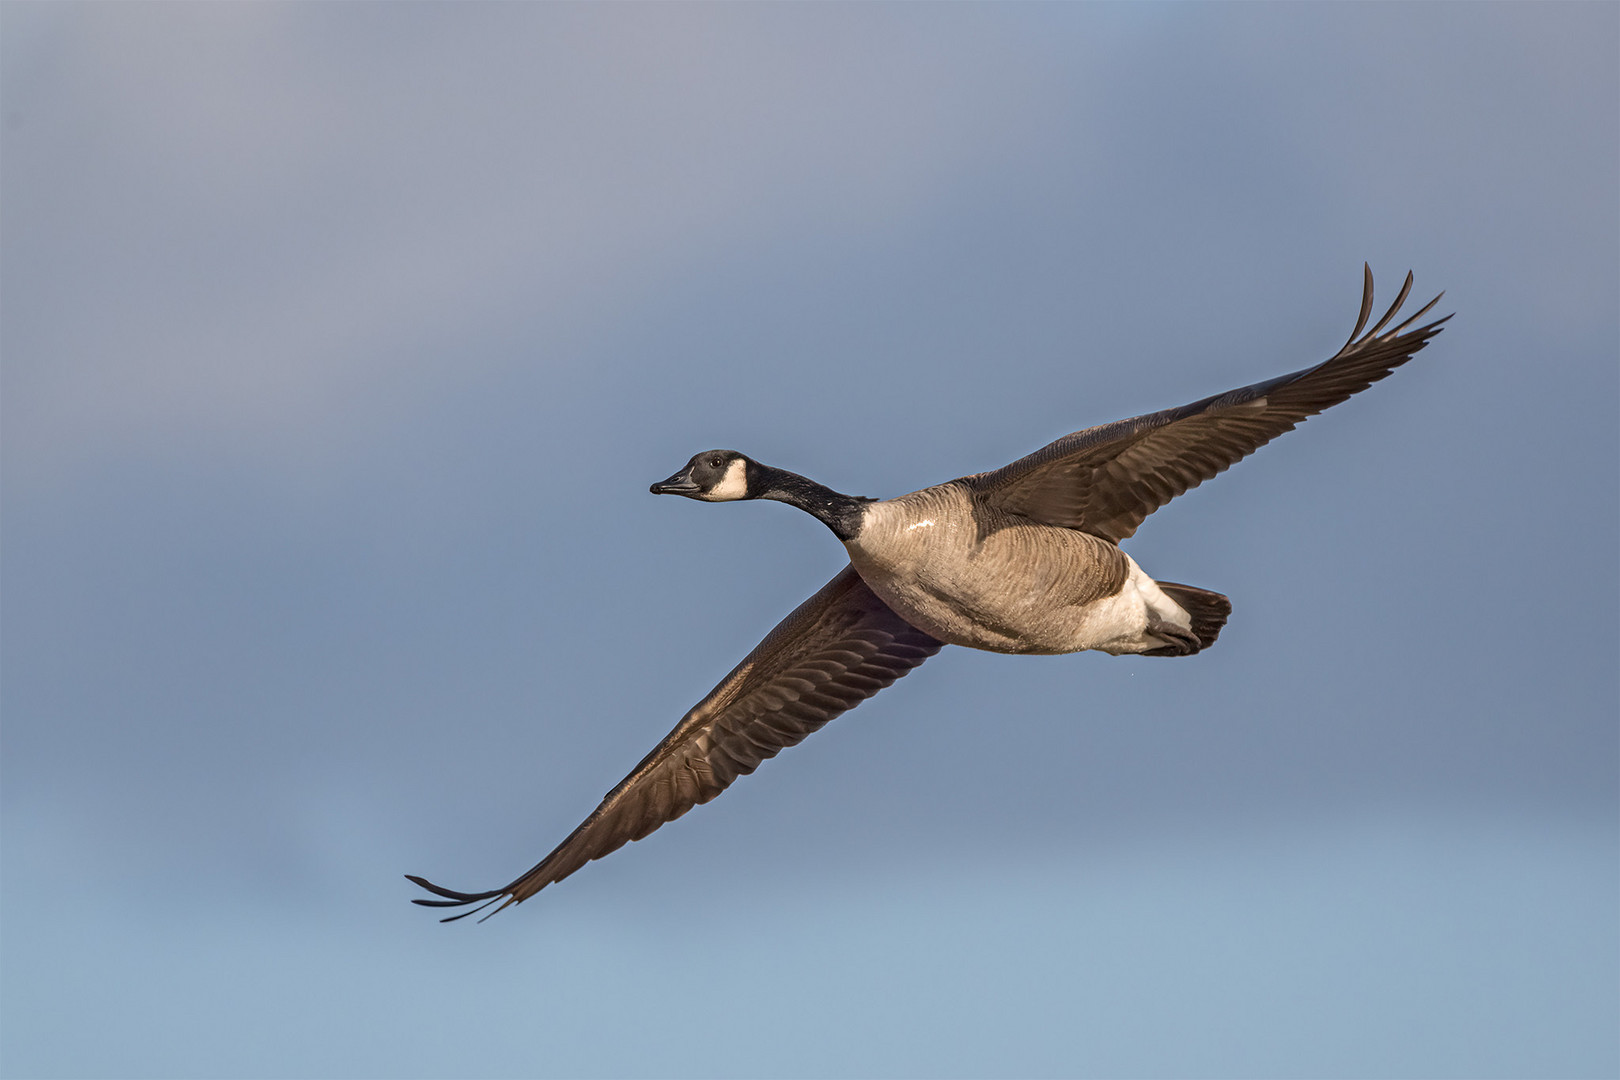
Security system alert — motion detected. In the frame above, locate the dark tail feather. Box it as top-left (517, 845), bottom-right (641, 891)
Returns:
top-left (1156, 582), bottom-right (1231, 652)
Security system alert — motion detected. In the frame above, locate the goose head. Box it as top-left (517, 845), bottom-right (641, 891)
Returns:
top-left (652, 450), bottom-right (872, 540)
top-left (650, 450), bottom-right (756, 502)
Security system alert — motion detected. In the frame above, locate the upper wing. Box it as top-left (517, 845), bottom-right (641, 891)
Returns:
top-left (968, 267), bottom-right (1451, 543)
top-left (407, 565), bottom-right (943, 921)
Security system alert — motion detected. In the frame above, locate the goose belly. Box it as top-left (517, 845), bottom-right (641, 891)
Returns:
top-left (845, 495), bottom-right (1189, 656)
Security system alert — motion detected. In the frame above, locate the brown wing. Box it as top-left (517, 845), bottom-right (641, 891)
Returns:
top-left (408, 565), bottom-right (943, 921)
top-left (968, 267), bottom-right (1451, 543)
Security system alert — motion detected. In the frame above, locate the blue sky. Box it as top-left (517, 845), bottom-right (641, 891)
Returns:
top-left (2, 4), bottom-right (1615, 1078)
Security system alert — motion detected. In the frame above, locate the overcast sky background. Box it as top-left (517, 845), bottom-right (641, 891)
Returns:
top-left (2, 5), bottom-right (1616, 1078)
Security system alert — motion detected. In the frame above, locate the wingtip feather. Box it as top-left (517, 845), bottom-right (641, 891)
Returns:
top-left (405, 873), bottom-right (494, 901)
top-left (1388, 292), bottom-right (1448, 337)
top-left (1346, 264), bottom-right (1376, 347)
top-left (1363, 270), bottom-right (1415, 340)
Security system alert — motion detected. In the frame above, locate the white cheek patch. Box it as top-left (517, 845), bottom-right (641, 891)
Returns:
top-left (706, 458), bottom-right (750, 501)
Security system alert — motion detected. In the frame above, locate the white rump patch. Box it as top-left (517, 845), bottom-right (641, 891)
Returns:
top-left (706, 458), bottom-right (750, 501)
top-left (1131, 563), bottom-right (1193, 631)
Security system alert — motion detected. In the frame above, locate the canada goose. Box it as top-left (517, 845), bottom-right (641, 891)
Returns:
top-left (409, 266), bottom-right (1447, 921)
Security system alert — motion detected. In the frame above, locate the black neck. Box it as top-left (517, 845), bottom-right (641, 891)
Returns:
top-left (748, 462), bottom-right (871, 542)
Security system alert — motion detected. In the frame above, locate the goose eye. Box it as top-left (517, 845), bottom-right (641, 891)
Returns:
top-left (708, 456), bottom-right (724, 469)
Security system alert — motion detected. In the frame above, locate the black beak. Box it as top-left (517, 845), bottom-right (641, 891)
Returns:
top-left (650, 469), bottom-right (701, 496)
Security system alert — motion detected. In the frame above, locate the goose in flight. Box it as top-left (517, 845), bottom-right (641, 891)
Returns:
top-left (409, 267), bottom-right (1448, 921)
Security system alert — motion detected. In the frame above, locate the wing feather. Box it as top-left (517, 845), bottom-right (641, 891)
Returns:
top-left (967, 267), bottom-right (1450, 542)
top-left (407, 565), bottom-right (942, 920)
